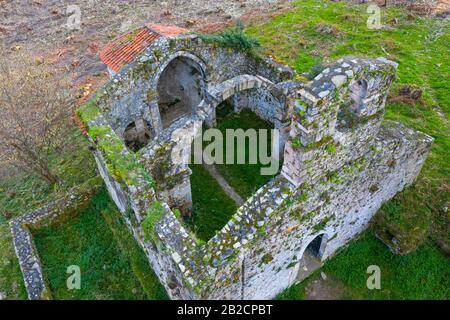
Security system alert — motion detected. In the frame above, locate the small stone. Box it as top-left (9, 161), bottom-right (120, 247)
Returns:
top-left (331, 75), bottom-right (347, 88)
top-left (314, 74), bottom-right (323, 81)
top-left (321, 272), bottom-right (327, 280)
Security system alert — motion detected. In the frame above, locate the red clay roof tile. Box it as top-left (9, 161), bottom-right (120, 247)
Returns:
top-left (100, 24), bottom-right (189, 73)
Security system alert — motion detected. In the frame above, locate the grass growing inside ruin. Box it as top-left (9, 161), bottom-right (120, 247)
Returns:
top-left (185, 104), bottom-right (280, 240)
top-left (214, 103), bottom-right (281, 199)
top-left (246, 0), bottom-right (449, 253)
top-left (185, 163), bottom-right (238, 241)
top-left (33, 188), bottom-right (166, 300)
top-left (277, 231), bottom-right (450, 300)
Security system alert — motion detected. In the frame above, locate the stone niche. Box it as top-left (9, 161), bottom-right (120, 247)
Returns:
top-left (77, 32), bottom-right (433, 300)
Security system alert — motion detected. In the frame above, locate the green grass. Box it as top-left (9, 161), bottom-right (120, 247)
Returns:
top-left (278, 231), bottom-right (450, 300)
top-left (33, 188), bottom-right (166, 300)
top-left (246, 0), bottom-right (449, 248)
top-left (1, 0), bottom-right (448, 300)
top-left (185, 163), bottom-right (238, 241)
top-left (214, 103), bottom-right (281, 199)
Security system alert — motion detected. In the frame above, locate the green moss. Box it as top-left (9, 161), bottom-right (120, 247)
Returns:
top-left (93, 125), bottom-right (154, 187)
top-left (142, 201), bottom-right (165, 243)
top-left (291, 137), bottom-right (301, 149)
top-left (374, 187), bottom-right (431, 254)
top-left (325, 170), bottom-right (342, 185)
top-left (183, 162), bottom-right (238, 241)
top-left (212, 103), bottom-right (281, 199)
top-left (297, 192), bottom-right (308, 203)
top-left (172, 208), bottom-right (181, 219)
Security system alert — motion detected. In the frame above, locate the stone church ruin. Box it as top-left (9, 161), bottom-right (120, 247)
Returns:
top-left (73, 23), bottom-right (432, 299)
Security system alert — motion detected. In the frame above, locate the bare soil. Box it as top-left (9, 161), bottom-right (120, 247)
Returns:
top-left (0, 1), bottom-right (292, 87)
top-left (305, 273), bottom-right (346, 300)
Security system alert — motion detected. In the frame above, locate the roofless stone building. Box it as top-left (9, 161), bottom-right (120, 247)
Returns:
top-left (75, 24), bottom-right (433, 299)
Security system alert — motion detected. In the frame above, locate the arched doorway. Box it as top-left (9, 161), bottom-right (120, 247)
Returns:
top-left (296, 234), bottom-right (327, 283)
top-left (157, 56), bottom-right (206, 129)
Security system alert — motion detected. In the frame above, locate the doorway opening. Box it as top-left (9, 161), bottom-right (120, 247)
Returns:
top-left (296, 234), bottom-right (326, 283)
top-left (157, 56), bottom-right (205, 129)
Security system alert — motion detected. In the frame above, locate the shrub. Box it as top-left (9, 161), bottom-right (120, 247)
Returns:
top-left (196, 25), bottom-right (261, 52)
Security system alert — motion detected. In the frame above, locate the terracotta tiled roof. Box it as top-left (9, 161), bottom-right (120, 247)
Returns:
top-left (145, 23), bottom-right (189, 38)
top-left (100, 24), bottom-right (189, 73)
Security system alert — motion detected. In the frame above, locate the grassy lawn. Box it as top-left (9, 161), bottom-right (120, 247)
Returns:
top-left (277, 231), bottom-right (450, 300)
top-left (246, 0), bottom-right (449, 251)
top-left (214, 103), bottom-right (281, 199)
top-left (33, 188), bottom-right (167, 300)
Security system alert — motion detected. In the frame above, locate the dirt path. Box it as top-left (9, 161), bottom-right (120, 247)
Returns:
top-left (305, 273), bottom-right (346, 300)
top-left (202, 163), bottom-right (245, 207)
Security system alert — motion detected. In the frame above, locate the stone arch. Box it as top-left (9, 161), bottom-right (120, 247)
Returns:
top-left (294, 233), bottom-right (329, 284)
top-left (154, 51), bottom-right (209, 130)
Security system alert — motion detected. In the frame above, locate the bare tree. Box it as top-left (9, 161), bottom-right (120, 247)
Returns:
top-left (0, 48), bottom-right (73, 185)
